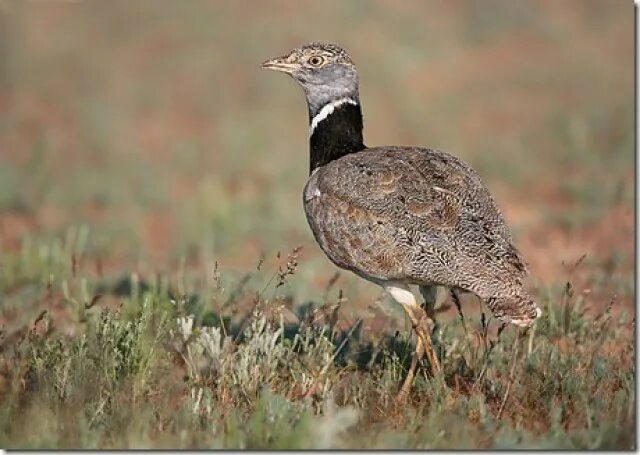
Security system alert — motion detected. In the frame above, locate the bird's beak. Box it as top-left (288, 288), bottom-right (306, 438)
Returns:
top-left (261, 57), bottom-right (297, 74)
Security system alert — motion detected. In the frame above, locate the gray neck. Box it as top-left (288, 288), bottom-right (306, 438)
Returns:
top-left (307, 88), bottom-right (360, 119)
top-left (302, 67), bottom-right (360, 118)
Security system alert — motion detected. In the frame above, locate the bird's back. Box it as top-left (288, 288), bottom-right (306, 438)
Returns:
top-left (304, 146), bottom-right (529, 300)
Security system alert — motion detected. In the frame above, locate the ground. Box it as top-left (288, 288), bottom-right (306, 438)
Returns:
top-left (0, 0), bottom-right (635, 449)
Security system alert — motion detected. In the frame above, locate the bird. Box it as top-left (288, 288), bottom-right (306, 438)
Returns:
top-left (261, 42), bottom-right (541, 398)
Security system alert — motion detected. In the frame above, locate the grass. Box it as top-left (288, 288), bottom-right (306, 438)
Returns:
top-left (0, 239), bottom-right (634, 449)
top-left (0, 0), bottom-right (635, 449)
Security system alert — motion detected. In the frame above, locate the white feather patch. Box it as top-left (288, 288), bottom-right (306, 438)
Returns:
top-left (310, 98), bottom-right (358, 135)
top-left (384, 284), bottom-right (418, 308)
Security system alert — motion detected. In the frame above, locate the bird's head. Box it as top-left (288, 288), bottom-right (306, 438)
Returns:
top-left (262, 42), bottom-right (359, 115)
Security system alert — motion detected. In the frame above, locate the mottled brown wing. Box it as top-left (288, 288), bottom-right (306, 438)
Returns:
top-left (303, 146), bottom-right (528, 297)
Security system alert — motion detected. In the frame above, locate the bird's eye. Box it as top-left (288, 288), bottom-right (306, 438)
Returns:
top-left (308, 56), bottom-right (325, 66)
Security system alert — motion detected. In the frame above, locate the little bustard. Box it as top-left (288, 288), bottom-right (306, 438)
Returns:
top-left (262, 42), bottom-right (541, 397)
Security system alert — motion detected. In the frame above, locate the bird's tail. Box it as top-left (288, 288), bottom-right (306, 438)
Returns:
top-left (486, 293), bottom-right (542, 327)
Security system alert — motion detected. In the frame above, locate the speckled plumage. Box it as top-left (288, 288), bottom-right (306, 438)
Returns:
top-left (263, 42), bottom-right (540, 339)
top-left (304, 146), bottom-right (539, 325)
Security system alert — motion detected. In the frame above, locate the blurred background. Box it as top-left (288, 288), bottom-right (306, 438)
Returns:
top-left (0, 0), bottom-right (633, 329)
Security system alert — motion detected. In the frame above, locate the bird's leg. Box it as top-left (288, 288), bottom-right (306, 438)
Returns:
top-left (385, 283), bottom-right (441, 399)
top-left (397, 335), bottom-right (424, 399)
top-left (419, 285), bottom-right (440, 323)
top-left (418, 285), bottom-right (442, 371)
top-left (412, 308), bottom-right (441, 375)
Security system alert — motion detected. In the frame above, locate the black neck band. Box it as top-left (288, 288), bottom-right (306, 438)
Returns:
top-left (309, 102), bottom-right (365, 173)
